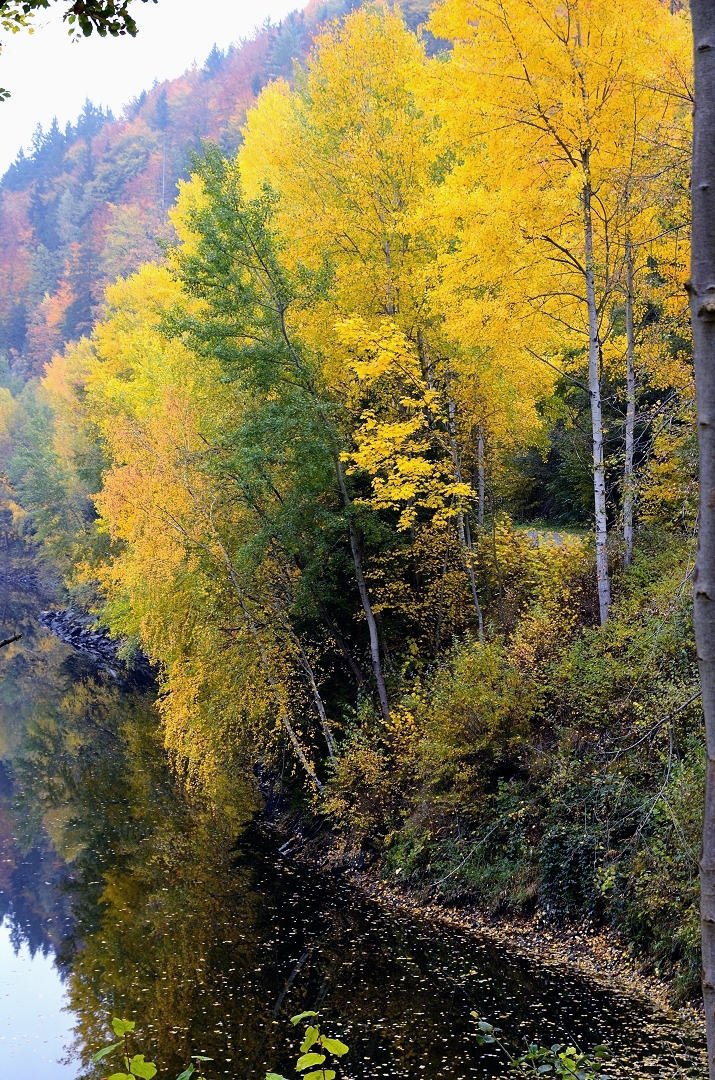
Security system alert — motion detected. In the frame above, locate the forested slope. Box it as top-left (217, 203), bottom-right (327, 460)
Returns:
top-left (0, 0), bottom-right (403, 378)
top-left (0, 0), bottom-right (705, 1003)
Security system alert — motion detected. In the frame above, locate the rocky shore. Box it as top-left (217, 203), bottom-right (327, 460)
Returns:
top-left (38, 608), bottom-right (155, 687)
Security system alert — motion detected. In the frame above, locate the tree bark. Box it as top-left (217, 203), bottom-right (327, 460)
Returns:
top-left (448, 394), bottom-right (484, 643)
top-left (334, 455), bottom-right (391, 724)
top-left (269, 594), bottom-right (337, 762)
top-left (688, 4), bottom-right (715, 1073)
top-left (623, 240), bottom-right (636, 569)
top-left (583, 169), bottom-right (611, 624)
top-left (477, 425), bottom-right (486, 529)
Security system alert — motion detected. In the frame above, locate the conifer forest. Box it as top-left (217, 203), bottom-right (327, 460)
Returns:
top-left (1, 1), bottom-right (714, 1078)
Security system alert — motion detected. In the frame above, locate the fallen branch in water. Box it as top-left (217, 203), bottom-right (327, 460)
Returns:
top-left (0, 633), bottom-right (21, 649)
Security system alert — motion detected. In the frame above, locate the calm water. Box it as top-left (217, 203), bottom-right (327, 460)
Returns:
top-left (0, 919), bottom-right (74, 1078)
top-left (0, 548), bottom-right (708, 1080)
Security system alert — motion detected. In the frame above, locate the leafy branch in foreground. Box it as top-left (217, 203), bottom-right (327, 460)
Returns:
top-left (0, 0), bottom-right (155, 38)
top-left (266, 1011), bottom-right (349, 1080)
top-left (92, 1017), bottom-right (157, 1080)
top-left (92, 1017), bottom-right (214, 1080)
top-left (472, 1016), bottom-right (611, 1080)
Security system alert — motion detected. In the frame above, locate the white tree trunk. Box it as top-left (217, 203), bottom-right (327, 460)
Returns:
top-left (335, 456), bottom-right (391, 724)
top-left (623, 241), bottom-right (636, 569)
top-left (688, 3), bottom-right (715, 1073)
top-left (583, 173), bottom-right (611, 624)
top-left (448, 395), bottom-right (484, 643)
top-left (477, 425), bottom-right (486, 529)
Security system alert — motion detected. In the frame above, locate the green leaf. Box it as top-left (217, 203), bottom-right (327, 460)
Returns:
top-left (93, 1041), bottom-right (123, 1063)
top-left (112, 1019), bottom-right (137, 1037)
top-left (302, 1072), bottom-right (335, 1080)
top-left (296, 1052), bottom-right (326, 1070)
top-left (537, 1067), bottom-right (553, 1074)
top-left (300, 1026), bottom-right (320, 1053)
top-left (175, 1067), bottom-right (195, 1080)
top-left (129, 1054), bottom-right (157, 1079)
top-left (191, 1057), bottom-right (214, 1062)
top-left (266, 1074), bottom-right (289, 1080)
top-left (291, 1011), bottom-right (318, 1026)
top-left (106, 1074), bottom-right (132, 1080)
top-left (319, 1037), bottom-right (349, 1057)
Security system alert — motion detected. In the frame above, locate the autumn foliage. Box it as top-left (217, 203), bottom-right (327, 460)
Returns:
top-left (0, 0), bottom-right (705, 996)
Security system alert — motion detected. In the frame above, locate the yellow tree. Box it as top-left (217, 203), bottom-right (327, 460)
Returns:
top-left (45, 265), bottom-right (335, 794)
top-left (240, 5), bottom-right (553, 634)
top-left (430, 0), bottom-right (691, 622)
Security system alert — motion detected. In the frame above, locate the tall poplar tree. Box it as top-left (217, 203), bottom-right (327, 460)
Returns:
top-left (431, 0), bottom-right (690, 624)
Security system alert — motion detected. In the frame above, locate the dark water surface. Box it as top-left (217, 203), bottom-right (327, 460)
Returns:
top-left (0, 549), bottom-right (707, 1080)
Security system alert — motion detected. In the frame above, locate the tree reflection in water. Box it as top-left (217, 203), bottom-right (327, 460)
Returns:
top-left (0, 662), bottom-right (704, 1080)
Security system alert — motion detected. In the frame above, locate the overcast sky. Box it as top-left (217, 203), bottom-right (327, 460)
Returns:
top-left (0, 0), bottom-right (300, 174)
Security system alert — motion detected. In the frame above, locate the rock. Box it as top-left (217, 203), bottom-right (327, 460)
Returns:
top-left (38, 608), bottom-right (155, 687)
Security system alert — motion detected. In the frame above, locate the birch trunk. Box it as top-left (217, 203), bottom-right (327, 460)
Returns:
top-left (335, 456), bottom-right (391, 724)
top-left (270, 597), bottom-right (337, 761)
top-left (623, 241), bottom-right (636, 568)
top-left (210, 527), bottom-right (325, 792)
top-left (477, 426), bottom-right (486, 529)
top-left (448, 395), bottom-right (484, 643)
top-left (688, 4), bottom-right (715, 1072)
top-left (274, 297), bottom-right (389, 724)
top-left (583, 170), bottom-right (611, 624)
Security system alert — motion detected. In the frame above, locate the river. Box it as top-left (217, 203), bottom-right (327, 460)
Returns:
top-left (0, 546), bottom-right (707, 1080)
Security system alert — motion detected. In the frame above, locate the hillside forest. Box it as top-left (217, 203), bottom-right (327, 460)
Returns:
top-left (0, 0), bottom-right (705, 1005)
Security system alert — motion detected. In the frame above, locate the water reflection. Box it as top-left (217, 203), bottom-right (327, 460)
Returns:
top-left (4, 667), bottom-right (703, 1080)
top-left (0, 542), bottom-right (707, 1080)
top-left (0, 918), bottom-right (75, 1078)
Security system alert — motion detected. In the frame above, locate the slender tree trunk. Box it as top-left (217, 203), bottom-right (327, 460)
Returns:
top-left (623, 240), bottom-right (636, 569)
top-left (477, 425), bottom-right (486, 529)
top-left (212, 528), bottom-right (325, 792)
top-left (688, 5), bottom-right (715, 1072)
top-left (334, 456), bottom-right (391, 724)
top-left (269, 592), bottom-right (337, 761)
top-left (274, 294), bottom-right (390, 722)
top-left (448, 394), bottom-right (484, 643)
top-left (293, 638), bottom-right (337, 761)
top-left (583, 171), bottom-right (611, 624)
top-left (417, 328), bottom-right (435, 392)
top-left (316, 599), bottom-right (366, 687)
top-left (463, 513), bottom-right (484, 643)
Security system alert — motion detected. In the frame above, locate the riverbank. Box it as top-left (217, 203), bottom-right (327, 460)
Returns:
top-left (344, 867), bottom-right (705, 1033)
top-left (272, 811), bottom-right (702, 1023)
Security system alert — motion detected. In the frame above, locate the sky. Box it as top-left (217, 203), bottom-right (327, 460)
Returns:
top-left (0, 920), bottom-right (75, 1079)
top-left (0, 0), bottom-right (301, 174)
